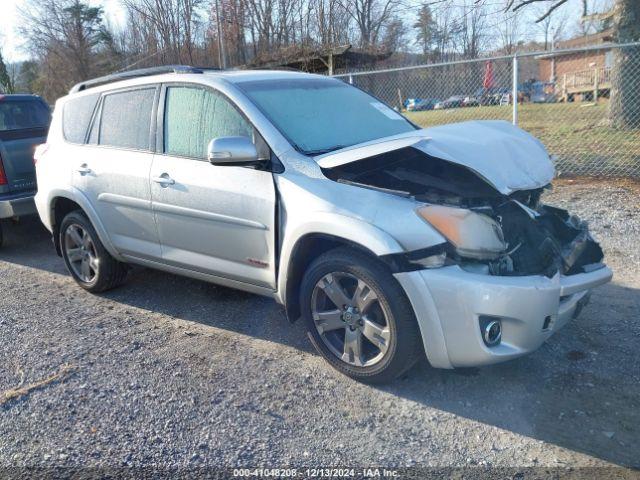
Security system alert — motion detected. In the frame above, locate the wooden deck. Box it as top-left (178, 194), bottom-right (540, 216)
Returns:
top-left (561, 67), bottom-right (611, 101)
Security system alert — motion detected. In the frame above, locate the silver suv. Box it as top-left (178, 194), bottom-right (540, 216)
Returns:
top-left (35, 66), bottom-right (612, 383)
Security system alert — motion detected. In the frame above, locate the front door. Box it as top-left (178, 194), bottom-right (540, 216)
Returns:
top-left (73, 86), bottom-right (161, 259)
top-left (150, 84), bottom-right (277, 289)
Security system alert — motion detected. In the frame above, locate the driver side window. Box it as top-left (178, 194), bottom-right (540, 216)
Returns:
top-left (163, 86), bottom-right (253, 159)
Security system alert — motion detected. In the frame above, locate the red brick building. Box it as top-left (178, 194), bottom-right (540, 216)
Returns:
top-left (537, 29), bottom-right (614, 101)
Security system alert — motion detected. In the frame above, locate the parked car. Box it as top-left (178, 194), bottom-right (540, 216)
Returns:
top-left (462, 95), bottom-right (480, 107)
top-left (499, 92), bottom-right (512, 106)
top-left (499, 90), bottom-right (529, 106)
top-left (434, 96), bottom-right (464, 109)
top-left (406, 98), bottom-right (438, 111)
top-left (530, 81), bottom-right (557, 103)
top-left (0, 94), bottom-right (51, 246)
top-left (479, 87), bottom-right (510, 106)
top-left (35, 66), bottom-right (612, 383)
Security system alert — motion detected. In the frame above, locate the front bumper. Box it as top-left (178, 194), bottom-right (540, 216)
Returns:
top-left (0, 191), bottom-right (37, 219)
top-left (395, 264), bottom-right (613, 369)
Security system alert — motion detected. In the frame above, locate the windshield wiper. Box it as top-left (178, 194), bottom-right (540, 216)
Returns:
top-left (304, 145), bottom-right (350, 156)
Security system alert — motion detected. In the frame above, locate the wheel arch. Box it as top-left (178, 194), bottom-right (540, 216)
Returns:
top-left (48, 189), bottom-right (121, 260)
top-left (277, 213), bottom-right (404, 322)
top-left (282, 233), bottom-right (379, 322)
top-left (51, 196), bottom-right (82, 255)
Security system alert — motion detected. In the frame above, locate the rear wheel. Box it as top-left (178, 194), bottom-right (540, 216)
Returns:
top-left (300, 247), bottom-right (423, 383)
top-left (60, 210), bottom-right (128, 292)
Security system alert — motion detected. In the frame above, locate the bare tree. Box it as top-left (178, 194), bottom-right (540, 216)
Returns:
top-left (344, 0), bottom-right (401, 48)
top-left (209, 0), bottom-right (249, 67)
top-left (311, 0), bottom-right (351, 46)
top-left (455, 1), bottom-right (488, 59)
top-left (242, 0), bottom-right (277, 55)
top-left (121, 0), bottom-right (206, 65)
top-left (533, 1), bottom-right (568, 49)
top-left (497, 2), bottom-right (522, 54)
top-left (432, 2), bottom-right (456, 61)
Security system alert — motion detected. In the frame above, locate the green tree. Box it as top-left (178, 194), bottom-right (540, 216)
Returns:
top-left (0, 50), bottom-right (14, 94)
top-left (19, 0), bottom-right (118, 101)
top-left (414, 4), bottom-right (436, 57)
top-left (16, 61), bottom-right (40, 93)
top-left (383, 18), bottom-right (407, 52)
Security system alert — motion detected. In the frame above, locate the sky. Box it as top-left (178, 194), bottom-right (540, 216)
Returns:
top-left (0, 0), bottom-right (611, 64)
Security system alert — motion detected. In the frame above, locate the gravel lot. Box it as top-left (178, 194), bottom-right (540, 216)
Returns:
top-left (0, 178), bottom-right (639, 474)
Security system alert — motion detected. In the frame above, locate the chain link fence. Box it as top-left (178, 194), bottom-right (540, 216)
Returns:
top-left (333, 43), bottom-right (640, 178)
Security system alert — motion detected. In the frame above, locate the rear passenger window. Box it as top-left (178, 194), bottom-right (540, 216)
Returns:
top-left (163, 86), bottom-right (252, 159)
top-left (63, 93), bottom-right (99, 143)
top-left (99, 88), bottom-right (155, 150)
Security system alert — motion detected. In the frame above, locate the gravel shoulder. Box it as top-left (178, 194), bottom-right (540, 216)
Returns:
top-left (0, 178), bottom-right (639, 471)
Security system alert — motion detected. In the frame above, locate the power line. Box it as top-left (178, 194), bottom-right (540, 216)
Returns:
top-left (115, 46), bottom-right (169, 73)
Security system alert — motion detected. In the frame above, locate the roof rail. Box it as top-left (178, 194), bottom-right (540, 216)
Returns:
top-left (69, 65), bottom-right (213, 94)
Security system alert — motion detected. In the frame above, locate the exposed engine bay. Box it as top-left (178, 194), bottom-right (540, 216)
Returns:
top-left (322, 146), bottom-right (604, 277)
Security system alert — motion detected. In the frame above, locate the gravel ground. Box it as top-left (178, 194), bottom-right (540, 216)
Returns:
top-left (0, 178), bottom-right (639, 475)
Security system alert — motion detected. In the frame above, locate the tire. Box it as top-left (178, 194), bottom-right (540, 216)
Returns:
top-left (59, 210), bottom-right (128, 293)
top-left (300, 247), bottom-right (423, 383)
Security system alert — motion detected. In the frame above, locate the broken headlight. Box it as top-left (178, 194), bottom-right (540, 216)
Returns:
top-left (417, 205), bottom-right (507, 260)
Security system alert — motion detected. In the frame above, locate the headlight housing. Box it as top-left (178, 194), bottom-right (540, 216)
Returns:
top-left (417, 205), bottom-right (506, 260)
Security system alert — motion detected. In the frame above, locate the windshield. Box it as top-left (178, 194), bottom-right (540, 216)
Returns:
top-left (237, 77), bottom-right (417, 156)
top-left (0, 99), bottom-right (50, 132)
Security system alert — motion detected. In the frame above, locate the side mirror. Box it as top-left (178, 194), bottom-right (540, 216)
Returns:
top-left (207, 136), bottom-right (259, 165)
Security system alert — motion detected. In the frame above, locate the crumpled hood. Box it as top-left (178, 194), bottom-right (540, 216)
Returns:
top-left (316, 120), bottom-right (555, 195)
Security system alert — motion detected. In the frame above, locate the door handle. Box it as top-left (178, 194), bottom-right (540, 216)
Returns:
top-left (152, 174), bottom-right (175, 187)
top-left (77, 164), bottom-right (92, 175)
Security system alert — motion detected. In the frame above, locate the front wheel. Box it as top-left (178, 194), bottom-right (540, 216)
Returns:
top-left (300, 247), bottom-right (423, 383)
top-left (59, 210), bottom-right (128, 293)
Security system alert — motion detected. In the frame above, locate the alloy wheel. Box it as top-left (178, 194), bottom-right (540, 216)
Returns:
top-left (64, 223), bottom-right (99, 283)
top-left (311, 272), bottom-right (391, 367)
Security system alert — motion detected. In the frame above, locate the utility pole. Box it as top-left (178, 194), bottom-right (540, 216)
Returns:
top-left (512, 54), bottom-right (519, 126)
top-left (215, 0), bottom-right (226, 69)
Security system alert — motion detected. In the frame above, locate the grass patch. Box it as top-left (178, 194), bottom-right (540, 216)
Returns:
top-left (405, 101), bottom-right (640, 176)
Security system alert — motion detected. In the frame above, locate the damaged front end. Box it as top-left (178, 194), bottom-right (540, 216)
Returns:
top-left (322, 144), bottom-right (604, 278)
top-left (485, 201), bottom-right (604, 277)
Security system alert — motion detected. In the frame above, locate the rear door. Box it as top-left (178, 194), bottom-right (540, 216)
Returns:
top-left (72, 85), bottom-right (162, 260)
top-left (0, 96), bottom-right (50, 194)
top-left (150, 83), bottom-right (277, 288)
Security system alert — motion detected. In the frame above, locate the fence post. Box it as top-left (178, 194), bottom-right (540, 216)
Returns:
top-left (512, 53), bottom-right (519, 126)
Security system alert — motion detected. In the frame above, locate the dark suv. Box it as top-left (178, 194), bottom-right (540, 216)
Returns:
top-left (0, 94), bottom-right (51, 245)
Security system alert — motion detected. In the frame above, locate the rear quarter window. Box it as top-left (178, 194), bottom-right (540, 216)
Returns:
top-left (63, 93), bottom-right (100, 144)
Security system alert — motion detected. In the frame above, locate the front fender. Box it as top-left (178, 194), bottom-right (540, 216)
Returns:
top-left (275, 211), bottom-right (404, 305)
